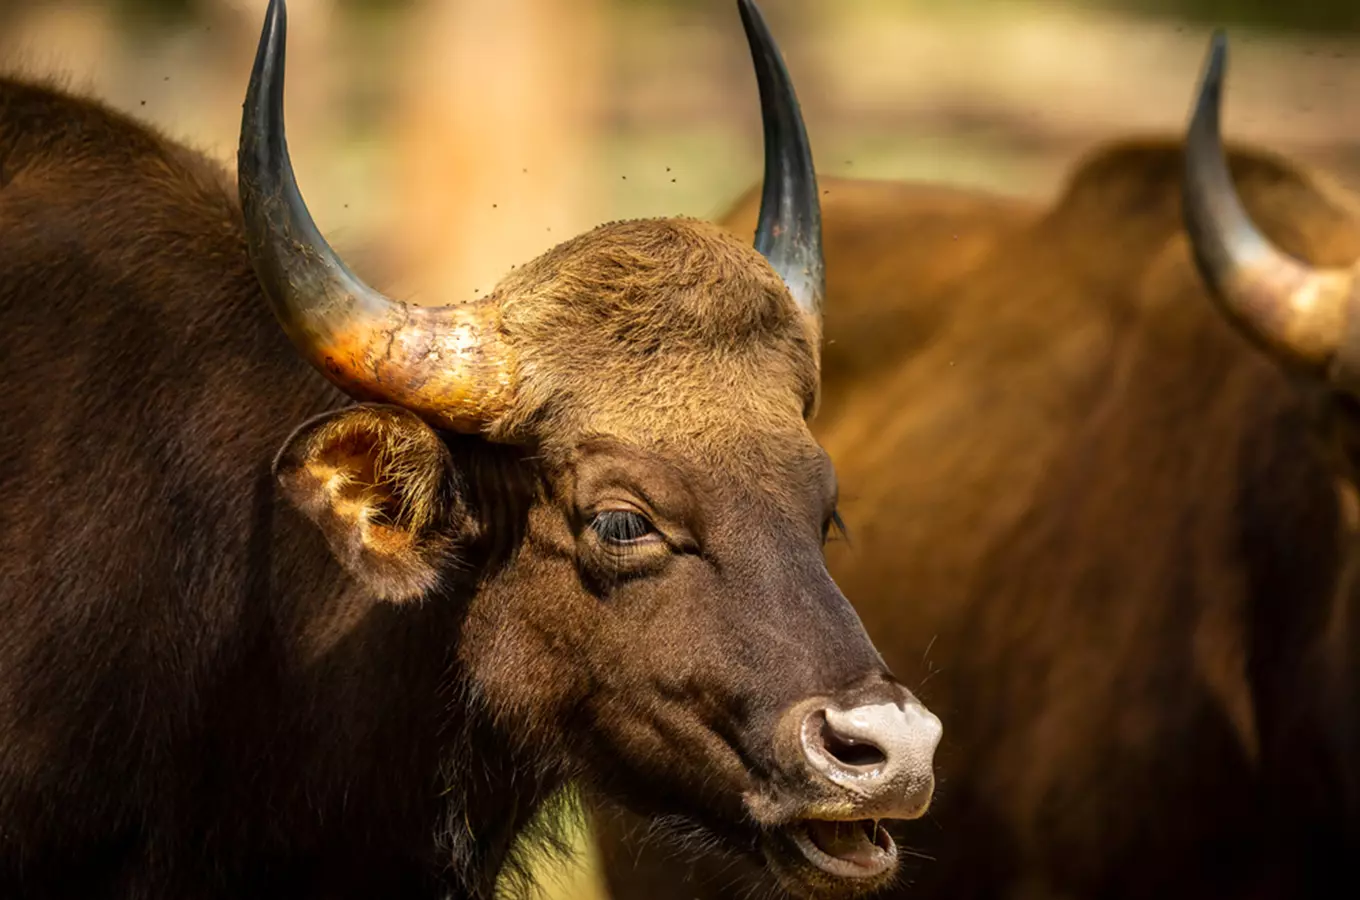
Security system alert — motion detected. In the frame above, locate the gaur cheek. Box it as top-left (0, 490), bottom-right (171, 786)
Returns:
top-left (462, 626), bottom-right (584, 744)
top-left (458, 578), bottom-right (600, 725)
top-left (585, 683), bottom-right (756, 803)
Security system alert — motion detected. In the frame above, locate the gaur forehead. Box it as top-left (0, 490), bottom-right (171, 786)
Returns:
top-left (562, 429), bottom-right (837, 520)
top-left (488, 216), bottom-right (821, 443)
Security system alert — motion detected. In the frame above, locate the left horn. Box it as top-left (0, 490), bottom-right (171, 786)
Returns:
top-left (739, 0), bottom-right (825, 329)
top-left (237, 0), bottom-right (512, 434)
top-left (1183, 30), bottom-right (1357, 382)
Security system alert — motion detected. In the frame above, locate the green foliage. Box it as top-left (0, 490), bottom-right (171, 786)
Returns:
top-left (106, 0), bottom-right (195, 29)
top-left (1110, 0), bottom-right (1360, 33)
top-left (337, 0), bottom-right (417, 13)
top-left (94, 0), bottom-right (1360, 35)
top-left (106, 0), bottom-right (416, 31)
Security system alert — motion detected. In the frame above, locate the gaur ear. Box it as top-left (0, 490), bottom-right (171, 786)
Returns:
top-left (274, 404), bottom-right (470, 602)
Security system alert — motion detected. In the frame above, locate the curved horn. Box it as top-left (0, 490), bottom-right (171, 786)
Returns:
top-left (739, 0), bottom-right (825, 326)
top-left (238, 0), bottom-right (511, 433)
top-left (1183, 30), bottom-right (1356, 380)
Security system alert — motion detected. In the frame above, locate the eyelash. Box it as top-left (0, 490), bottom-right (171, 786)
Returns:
top-left (590, 510), bottom-right (657, 546)
top-left (823, 509), bottom-right (847, 543)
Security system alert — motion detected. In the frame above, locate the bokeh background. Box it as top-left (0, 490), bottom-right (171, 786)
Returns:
top-left (3, 0), bottom-right (1356, 896)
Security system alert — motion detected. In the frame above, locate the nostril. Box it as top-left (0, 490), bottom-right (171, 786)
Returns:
top-left (816, 712), bottom-right (888, 770)
top-left (796, 700), bottom-right (941, 819)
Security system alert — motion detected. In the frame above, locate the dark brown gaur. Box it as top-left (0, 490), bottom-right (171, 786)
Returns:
top-left (0, 0), bottom-right (944, 896)
top-left (589, 31), bottom-right (1360, 900)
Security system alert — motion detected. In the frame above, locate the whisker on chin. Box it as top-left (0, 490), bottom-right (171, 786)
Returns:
top-left (898, 845), bottom-right (937, 862)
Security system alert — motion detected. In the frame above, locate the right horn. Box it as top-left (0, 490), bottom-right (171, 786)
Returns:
top-left (238, 0), bottom-right (513, 435)
top-left (1183, 30), bottom-right (1357, 381)
top-left (739, 0), bottom-right (825, 333)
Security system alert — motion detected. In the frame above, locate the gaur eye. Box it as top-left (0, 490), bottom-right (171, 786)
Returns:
top-left (591, 510), bottom-right (657, 546)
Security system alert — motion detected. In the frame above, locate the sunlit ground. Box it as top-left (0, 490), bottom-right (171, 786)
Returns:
top-left (515, 805), bottom-right (606, 900)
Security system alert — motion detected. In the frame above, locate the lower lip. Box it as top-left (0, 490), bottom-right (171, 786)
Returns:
top-left (787, 820), bottom-right (897, 880)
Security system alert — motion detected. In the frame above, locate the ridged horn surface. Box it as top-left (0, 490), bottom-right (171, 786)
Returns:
top-left (238, 0), bottom-right (511, 433)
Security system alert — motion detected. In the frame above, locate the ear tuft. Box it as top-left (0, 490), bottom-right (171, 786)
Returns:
top-left (274, 405), bottom-right (467, 602)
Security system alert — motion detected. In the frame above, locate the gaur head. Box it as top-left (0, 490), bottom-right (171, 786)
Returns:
top-left (240, 0), bottom-right (941, 895)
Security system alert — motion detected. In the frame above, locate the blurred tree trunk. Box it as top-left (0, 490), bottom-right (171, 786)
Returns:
top-left (386, 0), bottom-right (606, 305)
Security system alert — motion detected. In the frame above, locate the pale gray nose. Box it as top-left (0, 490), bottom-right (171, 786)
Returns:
top-left (800, 699), bottom-right (942, 819)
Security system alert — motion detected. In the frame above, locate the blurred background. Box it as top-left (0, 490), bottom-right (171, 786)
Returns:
top-left (2, 0), bottom-right (1355, 896)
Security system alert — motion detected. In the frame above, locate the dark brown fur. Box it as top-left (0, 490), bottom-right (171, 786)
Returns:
top-left (0, 75), bottom-right (905, 899)
top-left (592, 141), bottom-right (1360, 898)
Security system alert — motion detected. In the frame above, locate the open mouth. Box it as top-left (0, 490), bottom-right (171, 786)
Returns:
top-left (786, 817), bottom-right (897, 879)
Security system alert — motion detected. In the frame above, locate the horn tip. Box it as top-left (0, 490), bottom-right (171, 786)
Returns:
top-left (266, 0), bottom-right (287, 46)
top-left (736, 0), bottom-right (769, 46)
top-left (240, 0), bottom-right (288, 166)
top-left (1190, 30), bottom-right (1229, 133)
top-left (258, 0), bottom-right (286, 61)
top-left (247, 0), bottom-right (287, 88)
top-left (1200, 29), bottom-right (1228, 94)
